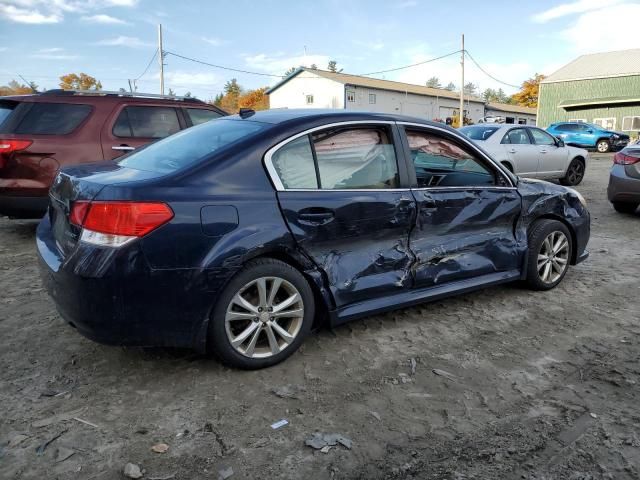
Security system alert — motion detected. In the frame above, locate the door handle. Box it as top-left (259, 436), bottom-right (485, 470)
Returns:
top-left (508, 149), bottom-right (516, 154)
top-left (540, 149), bottom-right (548, 154)
top-left (298, 208), bottom-right (335, 225)
top-left (112, 145), bottom-right (135, 151)
top-left (421, 192), bottom-right (437, 209)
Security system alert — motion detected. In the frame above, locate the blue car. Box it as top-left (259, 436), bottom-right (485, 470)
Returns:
top-left (547, 122), bottom-right (629, 153)
top-left (37, 110), bottom-right (590, 369)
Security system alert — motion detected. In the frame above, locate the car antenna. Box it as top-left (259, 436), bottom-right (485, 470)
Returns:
top-left (239, 108), bottom-right (255, 119)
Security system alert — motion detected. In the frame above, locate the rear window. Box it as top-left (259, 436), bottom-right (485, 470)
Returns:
top-left (459, 126), bottom-right (499, 141)
top-left (1, 102), bottom-right (92, 135)
top-left (0, 100), bottom-right (17, 129)
top-left (186, 108), bottom-right (223, 126)
top-left (118, 118), bottom-right (268, 174)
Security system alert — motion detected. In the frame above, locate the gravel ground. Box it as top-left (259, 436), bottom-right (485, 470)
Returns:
top-left (1, 154), bottom-right (639, 480)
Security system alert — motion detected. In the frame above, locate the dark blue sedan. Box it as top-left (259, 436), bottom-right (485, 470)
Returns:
top-left (37, 110), bottom-right (590, 369)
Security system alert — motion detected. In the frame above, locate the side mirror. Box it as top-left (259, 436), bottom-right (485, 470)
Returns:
top-left (586, 129), bottom-right (593, 133)
top-left (556, 139), bottom-right (565, 148)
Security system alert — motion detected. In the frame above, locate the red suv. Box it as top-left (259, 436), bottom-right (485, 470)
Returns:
top-left (0, 90), bottom-right (226, 218)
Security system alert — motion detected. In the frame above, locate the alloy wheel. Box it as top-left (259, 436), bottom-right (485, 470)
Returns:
top-left (537, 231), bottom-right (569, 284)
top-left (225, 276), bottom-right (304, 358)
top-left (566, 161), bottom-right (584, 184)
top-left (597, 141), bottom-right (609, 153)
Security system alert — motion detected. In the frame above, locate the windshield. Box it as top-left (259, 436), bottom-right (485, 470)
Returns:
top-left (118, 118), bottom-right (268, 174)
top-left (459, 126), bottom-right (500, 141)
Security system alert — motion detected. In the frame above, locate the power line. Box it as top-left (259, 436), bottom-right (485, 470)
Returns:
top-left (358, 50), bottom-right (462, 76)
top-left (464, 50), bottom-right (520, 89)
top-left (134, 48), bottom-right (158, 81)
top-left (165, 51), bottom-right (284, 78)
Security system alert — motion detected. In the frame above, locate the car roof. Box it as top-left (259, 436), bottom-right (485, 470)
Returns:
top-left (223, 108), bottom-right (456, 130)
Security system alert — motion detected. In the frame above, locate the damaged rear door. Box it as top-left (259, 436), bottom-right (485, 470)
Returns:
top-left (400, 124), bottom-right (522, 287)
top-left (267, 121), bottom-right (415, 307)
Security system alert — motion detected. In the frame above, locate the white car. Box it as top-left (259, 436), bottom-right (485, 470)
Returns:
top-left (459, 124), bottom-right (589, 186)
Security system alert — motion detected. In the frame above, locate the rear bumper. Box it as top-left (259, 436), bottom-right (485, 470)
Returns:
top-left (607, 165), bottom-right (640, 203)
top-left (36, 216), bottom-right (220, 352)
top-left (0, 194), bottom-right (48, 218)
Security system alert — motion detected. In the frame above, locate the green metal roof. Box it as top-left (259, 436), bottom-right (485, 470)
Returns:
top-left (558, 96), bottom-right (640, 109)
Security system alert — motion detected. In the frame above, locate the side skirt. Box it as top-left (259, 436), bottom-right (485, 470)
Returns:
top-left (329, 270), bottom-right (521, 327)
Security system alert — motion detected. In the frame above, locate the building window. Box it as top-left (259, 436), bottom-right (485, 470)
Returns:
top-left (622, 116), bottom-right (640, 131)
top-left (568, 118), bottom-right (586, 123)
top-left (593, 117), bottom-right (616, 130)
top-left (369, 93), bottom-right (376, 104)
top-left (346, 91), bottom-right (355, 102)
top-left (518, 118), bottom-right (527, 125)
top-left (306, 94), bottom-right (314, 105)
top-left (505, 117), bottom-right (515, 124)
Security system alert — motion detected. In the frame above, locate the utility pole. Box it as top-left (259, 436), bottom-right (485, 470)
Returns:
top-left (459, 34), bottom-right (464, 128)
top-left (158, 24), bottom-right (164, 95)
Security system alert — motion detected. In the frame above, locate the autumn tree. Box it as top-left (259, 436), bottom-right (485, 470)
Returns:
top-left (0, 79), bottom-right (37, 96)
top-left (425, 77), bottom-right (441, 88)
top-left (238, 87), bottom-right (269, 111)
top-left (59, 73), bottom-right (102, 91)
top-left (511, 73), bottom-right (545, 108)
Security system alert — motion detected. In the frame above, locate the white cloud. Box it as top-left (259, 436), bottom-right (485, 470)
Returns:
top-left (531, 0), bottom-right (624, 22)
top-left (38, 47), bottom-right (63, 53)
top-left (81, 13), bottom-right (127, 24)
top-left (94, 35), bottom-right (153, 48)
top-left (244, 52), bottom-right (332, 76)
top-left (202, 37), bottom-right (226, 47)
top-left (0, 0), bottom-right (138, 24)
top-left (353, 39), bottom-right (385, 51)
top-left (0, 4), bottom-right (61, 23)
top-left (560, 3), bottom-right (640, 53)
top-left (397, 0), bottom-right (417, 7)
top-left (30, 46), bottom-right (78, 59)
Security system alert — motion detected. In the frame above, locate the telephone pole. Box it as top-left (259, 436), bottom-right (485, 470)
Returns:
top-left (459, 34), bottom-right (464, 128)
top-left (158, 24), bottom-right (164, 95)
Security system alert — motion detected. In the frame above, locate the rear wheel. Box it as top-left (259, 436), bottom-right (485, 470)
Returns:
top-left (596, 139), bottom-right (610, 153)
top-left (525, 220), bottom-right (572, 291)
top-left (560, 158), bottom-right (585, 186)
top-left (612, 201), bottom-right (639, 214)
top-left (208, 258), bottom-right (315, 369)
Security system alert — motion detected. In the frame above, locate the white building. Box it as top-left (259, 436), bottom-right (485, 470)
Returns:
top-left (267, 68), bottom-right (488, 124)
top-left (267, 68), bottom-right (537, 125)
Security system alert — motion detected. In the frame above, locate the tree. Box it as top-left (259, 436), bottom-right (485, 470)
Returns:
top-left (284, 67), bottom-right (297, 77)
top-left (59, 73), bottom-right (102, 91)
top-left (511, 73), bottom-right (545, 108)
top-left (0, 80), bottom-right (37, 96)
top-left (213, 93), bottom-right (224, 106)
top-left (444, 82), bottom-right (456, 91)
top-left (224, 79), bottom-right (241, 96)
top-left (310, 64), bottom-right (318, 70)
top-left (463, 82), bottom-right (477, 95)
top-left (327, 60), bottom-right (338, 72)
top-left (184, 91), bottom-right (193, 98)
top-left (238, 87), bottom-right (269, 111)
top-left (425, 77), bottom-right (441, 88)
top-left (167, 88), bottom-right (176, 96)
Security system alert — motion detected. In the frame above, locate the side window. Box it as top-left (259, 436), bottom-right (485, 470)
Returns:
top-left (312, 127), bottom-right (399, 189)
top-left (271, 136), bottom-right (318, 189)
top-left (186, 108), bottom-right (222, 126)
top-left (113, 106), bottom-right (180, 138)
top-left (501, 128), bottom-right (531, 145)
top-left (14, 103), bottom-right (91, 135)
top-left (530, 128), bottom-right (556, 146)
top-left (407, 130), bottom-right (495, 187)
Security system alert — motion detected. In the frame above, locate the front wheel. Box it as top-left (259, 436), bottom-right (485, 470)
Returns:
top-left (208, 258), bottom-right (315, 369)
top-left (525, 220), bottom-right (572, 291)
top-left (596, 139), bottom-right (610, 153)
top-left (560, 158), bottom-right (585, 186)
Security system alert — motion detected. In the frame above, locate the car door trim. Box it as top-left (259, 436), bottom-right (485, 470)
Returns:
top-left (264, 120), bottom-right (402, 192)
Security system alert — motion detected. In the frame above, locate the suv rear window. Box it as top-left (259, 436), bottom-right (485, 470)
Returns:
top-left (113, 106), bottom-right (181, 138)
top-left (118, 118), bottom-right (268, 174)
top-left (0, 100), bottom-right (18, 129)
top-left (0, 102), bottom-right (91, 135)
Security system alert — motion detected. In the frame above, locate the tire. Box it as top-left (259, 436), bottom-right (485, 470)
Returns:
top-left (612, 201), bottom-right (639, 214)
top-left (525, 219), bottom-right (572, 291)
top-left (596, 139), bottom-right (610, 153)
top-left (559, 158), bottom-right (585, 186)
top-left (208, 258), bottom-right (315, 369)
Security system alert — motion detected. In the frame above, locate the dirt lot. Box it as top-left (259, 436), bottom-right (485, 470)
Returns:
top-left (1, 154), bottom-right (639, 480)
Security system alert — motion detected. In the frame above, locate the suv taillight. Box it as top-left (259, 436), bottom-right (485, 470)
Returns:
top-left (613, 152), bottom-right (640, 165)
top-left (71, 201), bottom-right (174, 247)
top-left (0, 139), bottom-right (32, 154)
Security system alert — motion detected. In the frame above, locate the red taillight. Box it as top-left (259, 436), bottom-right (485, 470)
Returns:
top-left (614, 152), bottom-right (640, 165)
top-left (0, 139), bottom-right (32, 154)
top-left (71, 201), bottom-right (173, 237)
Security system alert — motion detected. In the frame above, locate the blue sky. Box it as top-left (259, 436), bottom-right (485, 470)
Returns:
top-left (0, 0), bottom-right (638, 100)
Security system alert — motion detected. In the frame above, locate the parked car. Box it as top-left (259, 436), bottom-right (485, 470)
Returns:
top-left (547, 122), bottom-right (629, 153)
top-left (607, 145), bottom-right (640, 214)
top-left (459, 124), bottom-right (589, 185)
top-left (0, 90), bottom-right (226, 218)
top-left (37, 110), bottom-right (590, 369)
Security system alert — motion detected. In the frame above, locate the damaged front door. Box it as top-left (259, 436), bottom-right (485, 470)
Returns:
top-left (401, 126), bottom-right (522, 288)
top-left (267, 122), bottom-right (416, 307)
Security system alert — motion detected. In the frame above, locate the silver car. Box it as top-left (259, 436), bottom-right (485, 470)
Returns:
top-left (460, 125), bottom-right (589, 186)
top-left (607, 146), bottom-right (640, 214)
